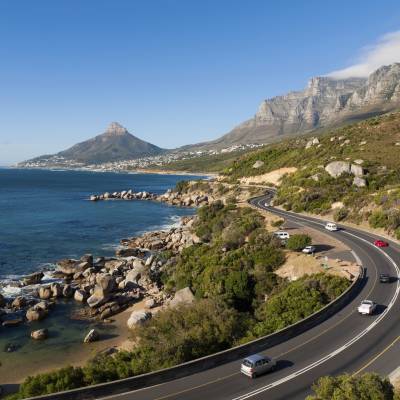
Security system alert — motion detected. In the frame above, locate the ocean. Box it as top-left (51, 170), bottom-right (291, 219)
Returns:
top-left (0, 168), bottom-right (198, 284)
top-left (0, 168), bottom-right (200, 383)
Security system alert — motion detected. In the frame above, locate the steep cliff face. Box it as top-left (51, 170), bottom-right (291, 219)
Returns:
top-left (188, 63), bottom-right (400, 150)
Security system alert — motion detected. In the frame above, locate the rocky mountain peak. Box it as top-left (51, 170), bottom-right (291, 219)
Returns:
top-left (184, 63), bottom-right (400, 152)
top-left (104, 122), bottom-right (129, 136)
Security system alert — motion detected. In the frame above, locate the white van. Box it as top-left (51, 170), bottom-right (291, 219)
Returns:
top-left (273, 231), bottom-right (290, 239)
top-left (325, 222), bottom-right (338, 231)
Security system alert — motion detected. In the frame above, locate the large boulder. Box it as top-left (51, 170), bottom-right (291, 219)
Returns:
top-left (252, 160), bottom-right (265, 169)
top-left (83, 329), bottom-right (99, 343)
top-left (50, 283), bottom-right (63, 298)
top-left (350, 164), bottom-right (364, 177)
top-left (127, 310), bottom-right (152, 329)
top-left (39, 286), bottom-right (52, 300)
top-left (87, 286), bottom-right (110, 308)
top-left (74, 289), bottom-right (88, 303)
top-left (31, 328), bottom-right (48, 340)
top-left (325, 161), bottom-right (351, 178)
top-left (96, 274), bottom-right (116, 294)
top-left (125, 261), bottom-right (146, 284)
top-left (22, 272), bottom-right (44, 286)
top-left (353, 176), bottom-right (367, 187)
top-left (11, 296), bottom-right (27, 309)
top-left (80, 254), bottom-right (93, 267)
top-left (56, 259), bottom-right (80, 276)
top-left (62, 284), bottom-right (75, 298)
top-left (169, 287), bottom-right (195, 308)
top-left (325, 161), bottom-right (364, 178)
top-left (2, 316), bottom-right (24, 327)
top-left (26, 307), bottom-right (47, 322)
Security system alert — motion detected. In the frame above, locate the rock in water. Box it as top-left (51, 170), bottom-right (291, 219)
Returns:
top-left (74, 289), bottom-right (88, 303)
top-left (11, 296), bottom-right (27, 309)
top-left (39, 286), bottom-right (52, 300)
top-left (26, 307), bottom-right (47, 322)
top-left (84, 329), bottom-right (99, 343)
top-left (31, 328), bottom-right (48, 340)
top-left (22, 271), bottom-right (44, 286)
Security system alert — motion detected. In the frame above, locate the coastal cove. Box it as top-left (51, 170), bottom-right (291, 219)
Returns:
top-left (0, 168), bottom-right (200, 384)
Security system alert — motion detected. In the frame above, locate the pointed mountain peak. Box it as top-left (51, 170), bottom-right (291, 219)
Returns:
top-left (104, 122), bottom-right (129, 136)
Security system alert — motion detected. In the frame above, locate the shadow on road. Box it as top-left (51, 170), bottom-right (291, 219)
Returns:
top-left (314, 244), bottom-right (334, 252)
top-left (274, 359), bottom-right (294, 372)
top-left (374, 304), bottom-right (387, 315)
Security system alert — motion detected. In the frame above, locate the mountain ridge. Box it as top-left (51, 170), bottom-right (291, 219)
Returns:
top-left (183, 63), bottom-right (400, 151)
top-left (21, 122), bottom-right (166, 165)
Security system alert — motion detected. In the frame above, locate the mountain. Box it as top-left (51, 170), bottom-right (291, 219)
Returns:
top-left (21, 122), bottom-right (165, 165)
top-left (184, 63), bottom-right (400, 151)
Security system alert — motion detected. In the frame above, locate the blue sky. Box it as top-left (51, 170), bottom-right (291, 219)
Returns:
top-left (1, 0), bottom-right (400, 164)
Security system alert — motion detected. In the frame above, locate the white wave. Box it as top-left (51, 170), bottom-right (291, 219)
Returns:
top-left (1, 284), bottom-right (22, 296)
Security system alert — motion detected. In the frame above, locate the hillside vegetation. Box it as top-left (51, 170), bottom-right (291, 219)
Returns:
top-left (222, 111), bottom-right (400, 238)
top-left (9, 202), bottom-right (350, 399)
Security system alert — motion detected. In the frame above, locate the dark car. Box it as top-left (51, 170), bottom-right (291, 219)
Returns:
top-left (379, 273), bottom-right (390, 283)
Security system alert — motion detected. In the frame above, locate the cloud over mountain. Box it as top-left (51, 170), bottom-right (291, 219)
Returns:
top-left (327, 30), bottom-right (400, 79)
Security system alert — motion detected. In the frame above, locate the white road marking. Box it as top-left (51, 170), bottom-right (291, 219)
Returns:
top-left (231, 199), bottom-right (400, 400)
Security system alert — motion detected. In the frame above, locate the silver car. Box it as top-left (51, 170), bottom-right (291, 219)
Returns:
top-left (240, 354), bottom-right (276, 378)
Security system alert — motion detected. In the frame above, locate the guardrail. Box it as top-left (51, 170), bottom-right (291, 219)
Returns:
top-left (24, 264), bottom-right (364, 400)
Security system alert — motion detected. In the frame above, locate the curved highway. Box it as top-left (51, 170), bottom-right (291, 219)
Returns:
top-left (102, 193), bottom-right (400, 400)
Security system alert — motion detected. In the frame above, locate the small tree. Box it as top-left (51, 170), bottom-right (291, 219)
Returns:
top-left (306, 373), bottom-right (396, 400)
top-left (286, 234), bottom-right (312, 251)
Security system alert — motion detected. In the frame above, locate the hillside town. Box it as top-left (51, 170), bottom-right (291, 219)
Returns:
top-left (17, 143), bottom-right (264, 172)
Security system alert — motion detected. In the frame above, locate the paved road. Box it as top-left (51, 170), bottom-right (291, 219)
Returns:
top-left (102, 193), bottom-right (400, 400)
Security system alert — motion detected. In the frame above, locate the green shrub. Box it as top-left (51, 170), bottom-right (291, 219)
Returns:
top-left (333, 207), bottom-right (349, 222)
top-left (174, 180), bottom-right (190, 193)
top-left (369, 210), bottom-right (388, 229)
top-left (248, 274), bottom-right (349, 338)
top-left (286, 234), bottom-right (312, 251)
top-left (271, 219), bottom-right (285, 228)
top-left (306, 373), bottom-right (396, 400)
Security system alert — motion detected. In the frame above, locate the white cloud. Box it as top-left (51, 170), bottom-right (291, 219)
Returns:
top-left (327, 30), bottom-right (400, 79)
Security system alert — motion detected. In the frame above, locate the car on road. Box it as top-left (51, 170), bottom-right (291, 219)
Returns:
top-left (379, 273), bottom-right (391, 283)
top-left (273, 231), bottom-right (290, 240)
top-left (374, 240), bottom-right (389, 247)
top-left (302, 245), bottom-right (316, 254)
top-left (358, 300), bottom-right (377, 315)
top-left (241, 354), bottom-right (276, 378)
top-left (325, 222), bottom-right (338, 231)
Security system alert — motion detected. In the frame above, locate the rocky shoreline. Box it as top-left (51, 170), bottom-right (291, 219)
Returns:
top-left (89, 188), bottom-right (211, 207)
top-left (0, 212), bottom-right (199, 346)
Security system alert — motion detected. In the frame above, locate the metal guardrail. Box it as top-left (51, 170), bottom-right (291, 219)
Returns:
top-left (22, 193), bottom-right (365, 400)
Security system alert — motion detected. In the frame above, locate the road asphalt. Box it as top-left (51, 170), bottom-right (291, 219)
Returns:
top-left (101, 193), bottom-right (400, 400)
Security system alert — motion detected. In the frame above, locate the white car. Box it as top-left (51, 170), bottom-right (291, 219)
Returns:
top-left (325, 222), bottom-right (338, 231)
top-left (273, 231), bottom-right (290, 240)
top-left (358, 300), bottom-right (377, 315)
top-left (302, 245), bottom-right (316, 254)
top-left (241, 354), bottom-right (276, 378)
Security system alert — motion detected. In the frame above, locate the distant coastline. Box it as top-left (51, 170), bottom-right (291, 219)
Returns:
top-left (10, 165), bottom-right (216, 178)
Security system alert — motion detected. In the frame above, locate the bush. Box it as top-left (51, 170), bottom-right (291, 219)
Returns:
top-left (271, 219), bottom-right (285, 228)
top-left (369, 210), bottom-right (388, 229)
top-left (306, 373), bottom-right (396, 400)
top-left (174, 180), bottom-right (190, 193)
top-left (286, 234), bottom-right (312, 251)
top-left (248, 274), bottom-right (349, 338)
top-left (333, 207), bottom-right (349, 222)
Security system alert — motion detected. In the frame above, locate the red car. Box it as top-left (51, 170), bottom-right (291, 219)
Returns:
top-left (374, 240), bottom-right (389, 247)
